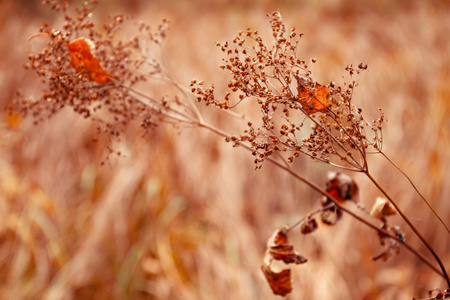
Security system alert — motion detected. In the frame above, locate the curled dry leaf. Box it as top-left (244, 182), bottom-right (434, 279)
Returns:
top-left (261, 228), bottom-right (307, 297)
top-left (266, 229), bottom-right (308, 265)
top-left (300, 217), bottom-right (318, 234)
top-left (295, 76), bottom-right (331, 115)
top-left (68, 38), bottom-right (115, 84)
top-left (370, 197), bottom-right (397, 222)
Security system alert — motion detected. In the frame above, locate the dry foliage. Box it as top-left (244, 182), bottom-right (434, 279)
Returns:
top-left (1, 0), bottom-right (449, 299)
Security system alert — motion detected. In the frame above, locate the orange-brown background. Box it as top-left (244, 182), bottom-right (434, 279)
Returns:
top-left (0, 0), bottom-right (449, 299)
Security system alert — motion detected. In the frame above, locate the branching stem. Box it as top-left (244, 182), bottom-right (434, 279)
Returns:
top-left (197, 120), bottom-right (446, 280)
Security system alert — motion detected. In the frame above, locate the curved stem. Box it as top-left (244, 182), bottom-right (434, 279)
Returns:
top-left (365, 171), bottom-right (450, 287)
top-left (379, 150), bottom-right (450, 235)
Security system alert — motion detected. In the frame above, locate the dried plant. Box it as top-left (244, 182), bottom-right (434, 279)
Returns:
top-left (14, 1), bottom-right (199, 155)
top-left (193, 14), bottom-right (380, 171)
top-left (193, 11), bottom-right (449, 295)
top-left (9, 1), bottom-right (449, 298)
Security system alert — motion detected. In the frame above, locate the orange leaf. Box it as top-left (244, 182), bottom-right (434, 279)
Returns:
top-left (6, 112), bottom-right (22, 128)
top-left (68, 38), bottom-right (113, 84)
top-left (295, 76), bottom-right (331, 114)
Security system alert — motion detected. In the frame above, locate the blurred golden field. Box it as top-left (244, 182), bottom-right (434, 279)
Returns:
top-left (0, 0), bottom-right (449, 299)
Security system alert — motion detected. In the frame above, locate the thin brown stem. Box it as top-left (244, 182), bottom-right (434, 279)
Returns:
top-left (379, 150), bottom-right (450, 235)
top-left (365, 171), bottom-right (450, 287)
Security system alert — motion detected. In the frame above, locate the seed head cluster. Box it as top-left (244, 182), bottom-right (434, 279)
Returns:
top-left (12, 0), bottom-right (171, 140)
top-left (192, 12), bottom-right (385, 170)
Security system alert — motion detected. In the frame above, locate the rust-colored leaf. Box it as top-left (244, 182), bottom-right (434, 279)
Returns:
top-left (271, 228), bottom-right (289, 245)
top-left (295, 76), bottom-right (331, 115)
top-left (261, 265), bottom-right (293, 297)
top-left (68, 38), bottom-right (113, 84)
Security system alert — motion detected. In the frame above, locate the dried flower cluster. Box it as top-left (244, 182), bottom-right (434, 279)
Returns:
top-left (10, 0), bottom-right (195, 145)
top-left (192, 12), bottom-right (386, 170)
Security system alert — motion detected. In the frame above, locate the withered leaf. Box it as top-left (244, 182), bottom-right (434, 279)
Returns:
top-left (28, 34), bottom-right (114, 84)
top-left (267, 229), bottom-right (308, 264)
top-left (320, 172), bottom-right (359, 226)
top-left (325, 172), bottom-right (359, 203)
top-left (269, 244), bottom-right (308, 264)
top-left (262, 229), bottom-right (308, 297)
top-left (271, 228), bottom-right (289, 245)
top-left (300, 218), bottom-right (318, 234)
top-left (261, 265), bottom-right (293, 297)
top-left (68, 38), bottom-right (114, 84)
top-left (370, 197), bottom-right (397, 222)
top-left (295, 76), bottom-right (331, 115)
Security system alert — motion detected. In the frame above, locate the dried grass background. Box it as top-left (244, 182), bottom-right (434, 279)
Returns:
top-left (0, 0), bottom-right (449, 299)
